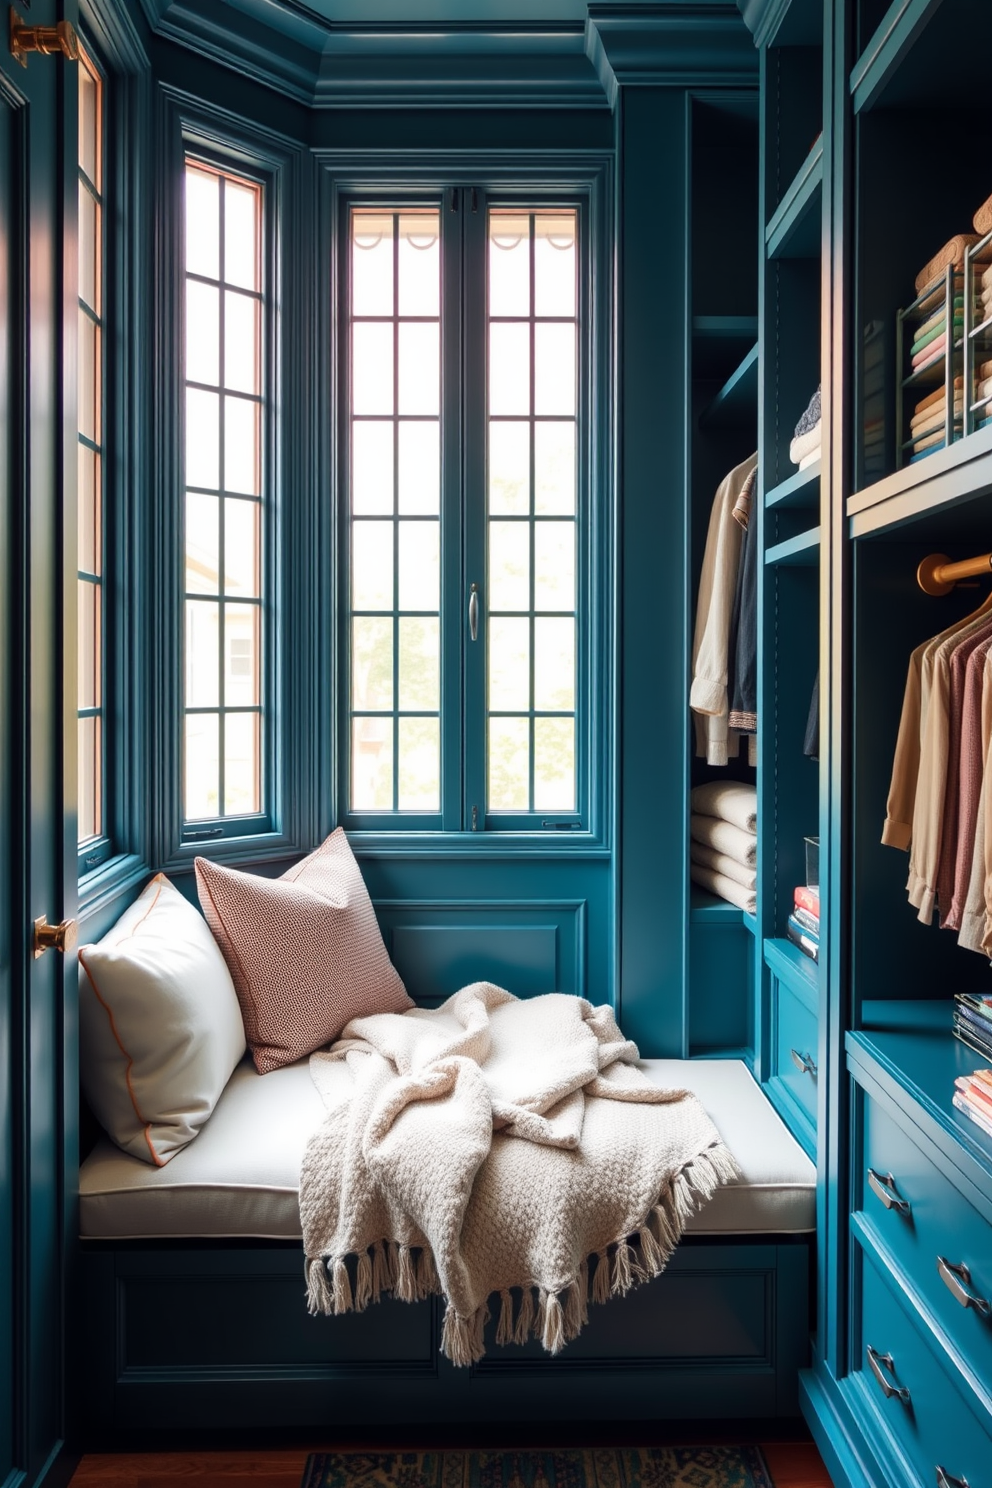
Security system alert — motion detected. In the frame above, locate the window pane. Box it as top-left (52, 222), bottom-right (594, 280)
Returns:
top-left (353, 322), bottom-right (394, 415)
top-left (489, 215), bottom-right (530, 317)
top-left (489, 421), bottom-right (530, 515)
top-left (534, 521), bottom-right (575, 611)
top-left (224, 396), bottom-right (259, 494)
top-left (79, 181), bottom-right (98, 315)
top-left (352, 213), bottom-right (394, 317)
top-left (225, 604), bottom-right (260, 706)
top-left (186, 712), bottom-right (220, 820)
top-left (78, 715), bottom-right (100, 841)
top-left (398, 616), bottom-right (439, 710)
top-left (398, 422), bottom-right (439, 514)
top-left (186, 169), bottom-right (220, 280)
top-left (534, 717), bottom-right (574, 810)
top-left (398, 521), bottom-right (439, 611)
top-left (353, 520), bottom-right (394, 610)
top-left (489, 617), bottom-right (530, 710)
top-left (352, 616), bottom-right (393, 711)
top-left (534, 322), bottom-right (575, 416)
top-left (186, 388), bottom-right (220, 489)
top-left (225, 498), bottom-right (259, 597)
top-left (534, 617), bottom-right (574, 710)
top-left (78, 581), bottom-right (101, 710)
top-left (489, 521), bottom-right (530, 611)
top-left (186, 279), bottom-right (219, 386)
top-left (78, 445), bottom-right (100, 577)
top-left (398, 213), bottom-right (439, 317)
top-left (225, 712), bottom-right (260, 815)
top-left (398, 322), bottom-right (439, 416)
top-left (534, 214), bottom-right (576, 318)
top-left (186, 492), bottom-right (220, 594)
top-left (353, 422), bottom-right (394, 514)
top-left (185, 600), bottom-right (220, 707)
top-left (224, 290), bottom-right (258, 395)
top-left (489, 323), bottom-right (530, 416)
top-left (488, 717), bottom-right (529, 810)
top-left (78, 63), bottom-right (99, 188)
top-left (224, 181), bottom-right (259, 292)
top-left (78, 311), bottom-right (99, 445)
top-left (398, 716), bottom-right (439, 810)
top-left (352, 716), bottom-right (393, 809)
top-left (535, 422), bottom-right (575, 515)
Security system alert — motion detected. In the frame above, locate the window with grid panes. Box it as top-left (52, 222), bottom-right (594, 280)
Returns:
top-left (77, 43), bottom-right (106, 857)
top-left (344, 196), bottom-right (582, 832)
top-left (183, 161), bottom-right (265, 831)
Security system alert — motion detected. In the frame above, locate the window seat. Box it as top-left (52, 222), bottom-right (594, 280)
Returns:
top-left (79, 1056), bottom-right (815, 1240)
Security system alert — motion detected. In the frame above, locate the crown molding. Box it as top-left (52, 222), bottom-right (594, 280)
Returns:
top-left (587, 3), bottom-right (756, 106)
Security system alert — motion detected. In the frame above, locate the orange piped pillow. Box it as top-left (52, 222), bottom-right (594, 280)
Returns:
top-left (195, 828), bottom-right (413, 1074)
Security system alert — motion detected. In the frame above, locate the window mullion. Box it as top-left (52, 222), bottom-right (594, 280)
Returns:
top-left (458, 197), bottom-right (488, 832)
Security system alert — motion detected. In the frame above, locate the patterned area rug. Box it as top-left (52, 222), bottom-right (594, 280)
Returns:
top-left (300, 1447), bottom-right (774, 1488)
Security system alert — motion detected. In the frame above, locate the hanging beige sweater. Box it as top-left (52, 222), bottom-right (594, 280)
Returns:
top-left (690, 453), bottom-right (758, 766)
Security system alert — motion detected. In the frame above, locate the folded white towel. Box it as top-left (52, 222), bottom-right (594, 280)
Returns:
top-left (690, 813), bottom-right (756, 866)
top-left (690, 780), bottom-right (757, 834)
top-left (690, 841), bottom-right (757, 890)
top-left (790, 419), bottom-right (822, 466)
top-left (690, 864), bottom-right (756, 914)
top-left (798, 447), bottom-right (820, 470)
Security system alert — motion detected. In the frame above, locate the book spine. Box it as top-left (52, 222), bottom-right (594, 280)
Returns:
top-left (786, 917), bottom-right (819, 962)
top-left (954, 1004), bottom-right (992, 1044)
top-left (792, 906), bottom-right (820, 936)
top-left (793, 885), bottom-right (820, 915)
top-left (956, 993), bottom-right (992, 1026)
top-left (957, 1081), bottom-right (992, 1119)
top-left (953, 1091), bottom-right (992, 1141)
top-left (952, 1022), bottom-right (992, 1063)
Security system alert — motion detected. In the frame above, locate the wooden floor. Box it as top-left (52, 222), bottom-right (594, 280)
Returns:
top-left (69, 1438), bottom-right (833, 1488)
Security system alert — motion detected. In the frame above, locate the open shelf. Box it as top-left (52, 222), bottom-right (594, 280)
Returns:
top-left (766, 137), bottom-right (823, 261)
top-left (851, 0), bottom-right (989, 115)
top-left (766, 461), bottom-right (820, 511)
top-left (689, 886), bottom-right (747, 923)
top-left (847, 422), bottom-right (992, 538)
top-left (697, 343), bottom-right (759, 430)
top-left (765, 525), bottom-right (820, 566)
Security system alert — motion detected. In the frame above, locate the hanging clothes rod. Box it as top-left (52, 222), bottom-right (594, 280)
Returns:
top-left (918, 551), bottom-right (992, 597)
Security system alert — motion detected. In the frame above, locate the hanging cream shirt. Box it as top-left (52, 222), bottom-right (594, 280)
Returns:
top-left (690, 452), bottom-right (758, 767)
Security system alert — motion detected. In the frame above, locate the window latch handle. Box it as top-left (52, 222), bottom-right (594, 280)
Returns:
top-left (469, 583), bottom-right (479, 642)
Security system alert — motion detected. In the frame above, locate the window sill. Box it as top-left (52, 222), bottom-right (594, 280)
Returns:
top-left (348, 829), bottom-right (611, 860)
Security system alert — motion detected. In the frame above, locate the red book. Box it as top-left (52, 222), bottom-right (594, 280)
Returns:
top-left (794, 885), bottom-right (820, 915)
top-left (956, 1077), bottom-right (992, 1118)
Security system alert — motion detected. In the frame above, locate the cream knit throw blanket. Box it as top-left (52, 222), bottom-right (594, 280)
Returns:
top-left (300, 983), bottom-right (739, 1365)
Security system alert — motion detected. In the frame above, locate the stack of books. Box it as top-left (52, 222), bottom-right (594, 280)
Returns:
top-left (953, 993), bottom-right (992, 1061)
top-left (786, 885), bottom-right (819, 963)
top-left (953, 1068), bottom-right (992, 1141)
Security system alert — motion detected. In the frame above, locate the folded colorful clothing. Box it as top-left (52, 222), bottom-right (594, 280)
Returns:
top-left (912, 334), bottom-right (948, 369)
top-left (790, 419), bottom-right (822, 465)
top-left (911, 317), bottom-right (963, 357)
top-left (914, 376), bottom-right (963, 417)
top-left (910, 401), bottom-right (963, 435)
top-left (911, 423), bottom-right (960, 453)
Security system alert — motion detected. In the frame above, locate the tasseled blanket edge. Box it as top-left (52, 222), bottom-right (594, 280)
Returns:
top-left (304, 1139), bottom-right (740, 1365)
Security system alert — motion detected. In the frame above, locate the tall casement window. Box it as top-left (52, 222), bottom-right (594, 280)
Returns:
top-left (343, 195), bottom-right (584, 833)
top-left (183, 161), bottom-right (265, 830)
top-left (77, 44), bottom-right (106, 856)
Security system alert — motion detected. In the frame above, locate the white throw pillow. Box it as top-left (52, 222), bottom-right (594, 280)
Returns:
top-left (78, 873), bottom-right (247, 1165)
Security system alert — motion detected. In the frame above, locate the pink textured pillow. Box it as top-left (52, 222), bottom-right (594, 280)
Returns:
top-left (195, 828), bottom-right (412, 1073)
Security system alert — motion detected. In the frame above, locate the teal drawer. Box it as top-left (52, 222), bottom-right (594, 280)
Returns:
top-left (856, 1243), bottom-right (992, 1488)
top-left (772, 974), bottom-right (818, 1127)
top-left (857, 1090), bottom-right (992, 1397)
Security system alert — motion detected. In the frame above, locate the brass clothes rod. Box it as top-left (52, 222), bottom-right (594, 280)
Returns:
top-left (918, 551), bottom-right (992, 597)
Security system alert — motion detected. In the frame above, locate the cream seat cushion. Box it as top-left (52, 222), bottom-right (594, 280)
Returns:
top-left (79, 1055), bottom-right (815, 1240)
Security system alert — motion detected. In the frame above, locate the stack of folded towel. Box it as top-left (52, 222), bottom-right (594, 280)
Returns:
top-left (908, 376), bottom-right (964, 461)
top-left (689, 781), bottom-right (757, 914)
top-left (789, 386), bottom-right (821, 469)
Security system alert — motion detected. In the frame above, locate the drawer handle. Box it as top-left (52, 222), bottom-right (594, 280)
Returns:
top-left (866, 1344), bottom-right (910, 1402)
top-left (867, 1168), bottom-right (910, 1215)
top-left (936, 1469), bottom-right (970, 1488)
top-left (790, 1048), bottom-right (817, 1077)
top-left (936, 1257), bottom-right (991, 1318)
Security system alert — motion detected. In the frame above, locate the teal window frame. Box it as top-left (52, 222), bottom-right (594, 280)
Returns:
top-left (329, 158), bottom-right (613, 849)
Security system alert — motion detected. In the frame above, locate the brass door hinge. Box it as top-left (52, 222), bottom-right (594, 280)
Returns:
top-left (9, 7), bottom-right (79, 66)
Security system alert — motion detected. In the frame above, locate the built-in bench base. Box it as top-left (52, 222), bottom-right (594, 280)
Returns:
top-left (75, 1235), bottom-right (811, 1441)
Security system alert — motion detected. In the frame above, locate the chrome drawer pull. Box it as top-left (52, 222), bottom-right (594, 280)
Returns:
top-left (936, 1257), bottom-right (991, 1318)
top-left (867, 1168), bottom-right (910, 1215)
top-left (936, 1468), bottom-right (970, 1488)
top-left (789, 1048), bottom-right (816, 1076)
top-left (866, 1344), bottom-right (910, 1402)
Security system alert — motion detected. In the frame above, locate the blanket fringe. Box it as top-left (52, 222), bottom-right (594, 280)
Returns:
top-left (303, 1139), bottom-right (740, 1362)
